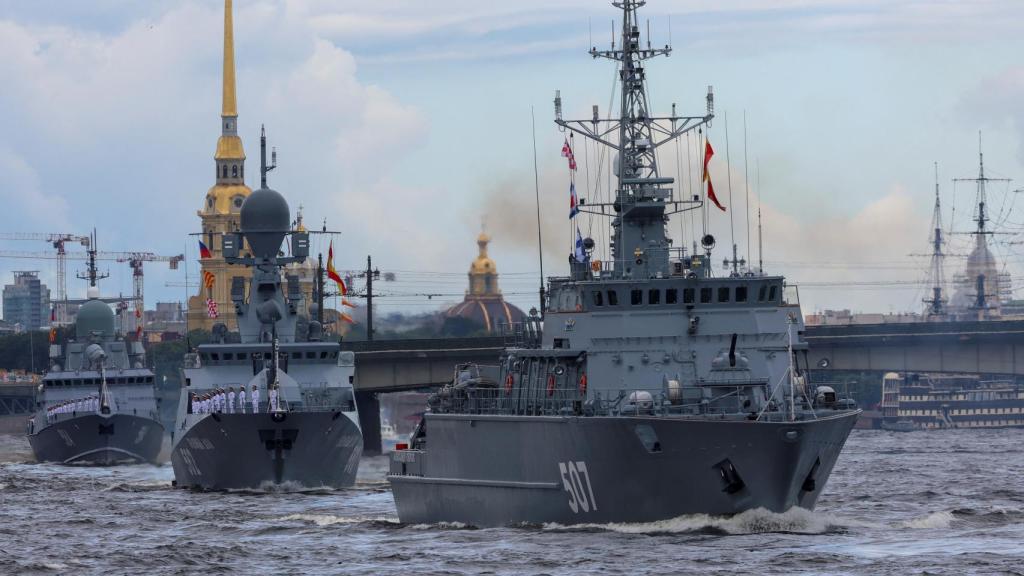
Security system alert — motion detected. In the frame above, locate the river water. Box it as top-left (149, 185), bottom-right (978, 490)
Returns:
top-left (1, 428), bottom-right (1022, 575)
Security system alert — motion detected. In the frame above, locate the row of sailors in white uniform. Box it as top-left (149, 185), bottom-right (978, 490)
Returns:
top-left (190, 384), bottom-right (282, 415)
top-left (46, 396), bottom-right (101, 422)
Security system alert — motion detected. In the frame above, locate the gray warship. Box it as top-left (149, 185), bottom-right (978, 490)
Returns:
top-left (27, 245), bottom-right (165, 465)
top-left (170, 137), bottom-right (362, 490)
top-left (388, 0), bottom-right (861, 526)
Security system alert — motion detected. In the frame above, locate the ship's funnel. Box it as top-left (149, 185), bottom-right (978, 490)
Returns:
top-left (240, 187), bottom-right (290, 258)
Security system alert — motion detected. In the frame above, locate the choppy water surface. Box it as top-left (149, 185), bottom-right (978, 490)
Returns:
top-left (1, 429), bottom-right (1023, 575)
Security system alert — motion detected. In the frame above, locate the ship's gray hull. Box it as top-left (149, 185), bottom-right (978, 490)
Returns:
top-left (389, 410), bottom-right (859, 526)
top-left (27, 414), bottom-right (165, 465)
top-left (171, 411), bottom-right (362, 490)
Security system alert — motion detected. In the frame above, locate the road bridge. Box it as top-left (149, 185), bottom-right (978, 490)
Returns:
top-left (805, 320), bottom-right (1024, 377)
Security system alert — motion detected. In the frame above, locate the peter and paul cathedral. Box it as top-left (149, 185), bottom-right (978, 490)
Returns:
top-left (187, 0), bottom-right (250, 331)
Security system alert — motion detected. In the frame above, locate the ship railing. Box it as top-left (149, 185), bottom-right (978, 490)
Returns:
top-left (431, 383), bottom-right (798, 419)
top-left (500, 318), bottom-right (543, 349)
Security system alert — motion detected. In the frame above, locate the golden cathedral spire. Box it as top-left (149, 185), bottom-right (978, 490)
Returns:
top-left (222, 0), bottom-right (237, 118)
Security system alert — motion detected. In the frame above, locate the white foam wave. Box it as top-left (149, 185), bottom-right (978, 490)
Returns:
top-left (279, 513), bottom-right (396, 527)
top-left (408, 521), bottom-right (470, 530)
top-left (544, 507), bottom-right (838, 535)
top-left (899, 511), bottom-right (954, 529)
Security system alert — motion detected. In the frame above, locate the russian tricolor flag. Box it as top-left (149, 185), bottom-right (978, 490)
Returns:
top-left (198, 240), bottom-right (212, 259)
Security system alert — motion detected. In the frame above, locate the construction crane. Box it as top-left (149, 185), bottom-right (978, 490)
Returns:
top-left (0, 249), bottom-right (184, 333)
top-left (0, 232), bottom-right (91, 324)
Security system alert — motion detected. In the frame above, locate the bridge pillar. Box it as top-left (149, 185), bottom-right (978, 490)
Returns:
top-left (355, 390), bottom-right (382, 456)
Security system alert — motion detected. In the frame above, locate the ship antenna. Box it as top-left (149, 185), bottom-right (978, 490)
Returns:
top-left (531, 106), bottom-right (545, 315)
top-left (260, 124), bottom-right (277, 188)
top-left (743, 111), bottom-right (751, 274)
top-left (757, 158), bottom-right (763, 274)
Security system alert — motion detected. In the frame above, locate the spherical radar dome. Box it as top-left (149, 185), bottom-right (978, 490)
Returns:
top-left (76, 298), bottom-right (115, 339)
top-left (240, 186), bottom-right (291, 257)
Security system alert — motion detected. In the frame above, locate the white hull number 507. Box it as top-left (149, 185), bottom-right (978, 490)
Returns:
top-left (558, 461), bottom-right (597, 513)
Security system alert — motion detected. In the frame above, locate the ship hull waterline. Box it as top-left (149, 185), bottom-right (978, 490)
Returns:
top-left (27, 413), bottom-right (165, 466)
top-left (389, 410), bottom-right (860, 527)
top-left (171, 411), bottom-right (363, 490)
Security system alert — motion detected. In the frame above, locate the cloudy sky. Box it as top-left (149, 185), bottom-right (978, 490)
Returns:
top-left (2, 0), bottom-right (1024, 318)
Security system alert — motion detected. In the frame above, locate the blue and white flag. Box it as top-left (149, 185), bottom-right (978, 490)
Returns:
top-left (574, 226), bottom-right (588, 263)
top-left (569, 181), bottom-right (579, 219)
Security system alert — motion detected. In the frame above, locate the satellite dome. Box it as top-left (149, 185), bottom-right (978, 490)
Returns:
top-left (240, 187), bottom-right (290, 257)
top-left (76, 299), bottom-right (115, 339)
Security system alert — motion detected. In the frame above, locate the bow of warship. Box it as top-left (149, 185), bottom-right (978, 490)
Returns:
top-left (170, 130), bottom-right (362, 491)
top-left (387, 0), bottom-right (860, 526)
top-left (27, 238), bottom-right (165, 466)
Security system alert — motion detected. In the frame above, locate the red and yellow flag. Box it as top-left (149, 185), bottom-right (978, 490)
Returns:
top-left (326, 241), bottom-right (347, 295)
top-left (703, 139), bottom-right (726, 212)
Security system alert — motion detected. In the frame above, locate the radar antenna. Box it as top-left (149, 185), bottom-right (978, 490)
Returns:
top-left (76, 230), bottom-right (110, 288)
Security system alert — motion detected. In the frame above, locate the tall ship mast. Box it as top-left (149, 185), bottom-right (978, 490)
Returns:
top-left (26, 233), bottom-right (165, 465)
top-left (388, 0), bottom-right (861, 526)
top-left (170, 130), bottom-right (363, 490)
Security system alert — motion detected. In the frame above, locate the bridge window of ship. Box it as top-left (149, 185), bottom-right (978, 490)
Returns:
top-left (592, 291), bottom-right (603, 306)
top-left (736, 286), bottom-right (748, 303)
top-left (607, 290), bottom-right (618, 305)
top-left (683, 288), bottom-right (695, 304)
top-left (631, 289), bottom-right (643, 305)
top-left (768, 285), bottom-right (778, 302)
top-left (666, 288), bottom-right (678, 304)
top-left (758, 284), bottom-right (768, 301)
top-left (700, 287), bottom-right (712, 303)
top-left (648, 289), bottom-right (661, 305)
top-left (718, 287), bottom-right (730, 303)
top-left (306, 352), bottom-right (316, 359)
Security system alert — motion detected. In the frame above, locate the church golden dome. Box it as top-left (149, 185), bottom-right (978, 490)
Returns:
top-left (469, 231), bottom-right (499, 293)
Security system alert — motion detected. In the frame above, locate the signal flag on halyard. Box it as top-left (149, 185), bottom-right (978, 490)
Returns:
top-left (561, 136), bottom-right (577, 171)
top-left (326, 241), bottom-right (347, 295)
top-left (202, 270), bottom-right (216, 289)
top-left (206, 298), bottom-right (219, 319)
top-left (569, 182), bottom-right (579, 219)
top-left (48, 326), bottom-right (56, 344)
top-left (574, 226), bottom-right (588, 263)
top-left (703, 139), bottom-right (726, 212)
top-left (341, 299), bottom-right (357, 309)
top-left (198, 240), bottom-right (212, 259)
top-left (340, 312), bottom-right (356, 324)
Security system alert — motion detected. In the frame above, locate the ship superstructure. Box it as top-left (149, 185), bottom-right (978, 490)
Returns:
top-left (388, 0), bottom-right (860, 526)
top-left (170, 133), bottom-right (362, 490)
top-left (27, 241), bottom-right (164, 465)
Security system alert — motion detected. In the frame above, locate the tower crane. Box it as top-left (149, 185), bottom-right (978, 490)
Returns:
top-left (0, 232), bottom-right (91, 324)
top-left (0, 249), bottom-right (184, 335)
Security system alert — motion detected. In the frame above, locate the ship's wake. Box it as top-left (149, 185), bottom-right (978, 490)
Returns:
top-left (542, 507), bottom-right (847, 536)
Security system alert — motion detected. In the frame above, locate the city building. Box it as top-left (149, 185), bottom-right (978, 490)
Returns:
top-left (2, 271), bottom-right (50, 331)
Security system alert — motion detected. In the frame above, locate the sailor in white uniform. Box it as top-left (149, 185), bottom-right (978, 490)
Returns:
top-left (269, 385), bottom-right (279, 412)
top-left (251, 384), bottom-right (260, 413)
top-left (237, 386), bottom-right (247, 414)
top-left (227, 387), bottom-right (236, 414)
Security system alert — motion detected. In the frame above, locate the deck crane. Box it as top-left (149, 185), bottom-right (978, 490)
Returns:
top-left (0, 233), bottom-right (91, 324)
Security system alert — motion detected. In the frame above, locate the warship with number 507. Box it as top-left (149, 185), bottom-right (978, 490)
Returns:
top-left (388, 0), bottom-right (860, 526)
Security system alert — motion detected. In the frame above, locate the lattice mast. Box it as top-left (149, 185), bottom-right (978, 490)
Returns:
top-left (555, 0), bottom-right (713, 278)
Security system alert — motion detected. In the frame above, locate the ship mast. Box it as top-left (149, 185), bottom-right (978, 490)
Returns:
top-left (923, 163), bottom-right (946, 316)
top-left (954, 133), bottom-right (1010, 311)
top-left (555, 0), bottom-right (713, 279)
